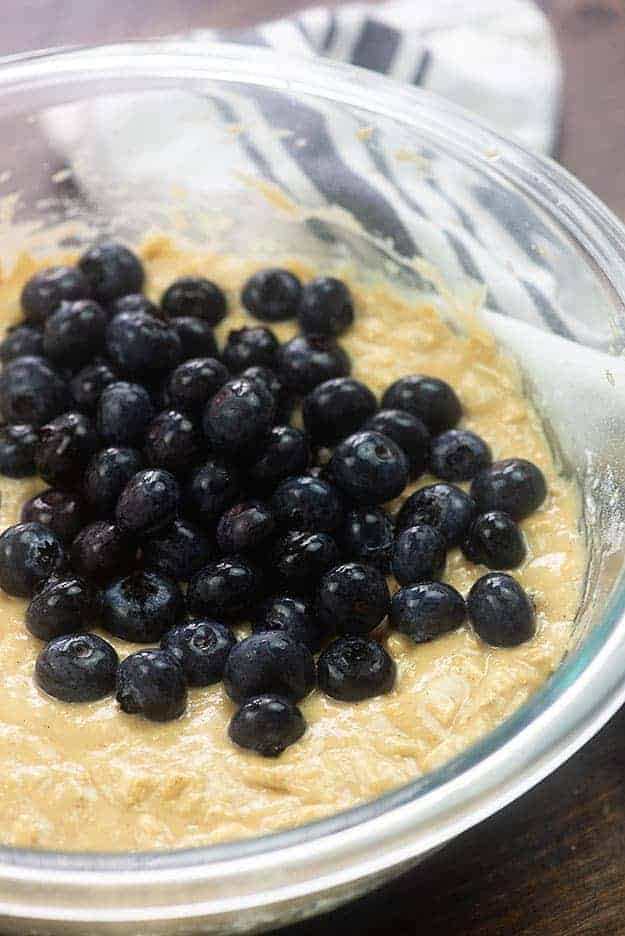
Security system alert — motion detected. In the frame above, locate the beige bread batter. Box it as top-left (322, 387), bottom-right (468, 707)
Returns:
top-left (0, 237), bottom-right (584, 851)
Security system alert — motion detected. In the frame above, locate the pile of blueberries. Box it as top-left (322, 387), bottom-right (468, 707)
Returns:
top-left (0, 242), bottom-right (546, 758)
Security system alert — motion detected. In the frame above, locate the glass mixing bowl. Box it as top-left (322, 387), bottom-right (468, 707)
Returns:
top-left (1, 41), bottom-right (625, 936)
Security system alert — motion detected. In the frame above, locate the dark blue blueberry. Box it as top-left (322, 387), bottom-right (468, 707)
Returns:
top-left (36, 633), bottom-right (118, 702)
top-left (278, 334), bottom-right (350, 394)
top-left (0, 423), bottom-right (38, 477)
top-left (462, 510), bottom-right (526, 570)
top-left (0, 325), bottom-right (43, 362)
top-left (471, 458), bottom-right (547, 521)
top-left (162, 276), bottom-right (227, 325)
top-left (78, 243), bottom-right (144, 304)
top-left (221, 326), bottom-right (280, 373)
top-left (21, 265), bottom-right (91, 325)
top-left (382, 375), bottom-right (462, 434)
top-left (203, 376), bottom-right (275, 461)
top-left (161, 619), bottom-right (236, 686)
top-left (143, 518), bottom-right (213, 581)
top-left (272, 531), bottom-right (339, 595)
top-left (365, 408), bottom-right (430, 479)
top-left (390, 582), bottom-right (467, 643)
top-left (71, 521), bottom-right (136, 584)
top-left (170, 316), bottom-right (219, 360)
top-left (467, 572), bottom-right (535, 647)
top-left (217, 499), bottom-right (275, 555)
top-left (241, 366), bottom-right (295, 423)
top-left (328, 430), bottom-right (408, 507)
top-left (229, 694), bottom-right (306, 757)
top-left (297, 276), bottom-right (354, 337)
top-left (303, 378), bottom-right (377, 447)
top-left (166, 357), bottom-right (229, 418)
top-left (116, 649), bottom-right (187, 721)
top-left (110, 293), bottom-right (159, 318)
top-left (36, 412), bottom-right (99, 489)
top-left (22, 488), bottom-right (85, 543)
top-left (317, 562), bottom-right (390, 636)
top-left (143, 410), bottom-right (201, 478)
top-left (106, 311), bottom-right (182, 378)
top-left (391, 523), bottom-right (446, 586)
top-left (83, 446), bottom-right (143, 517)
top-left (317, 636), bottom-right (395, 702)
top-left (223, 631), bottom-right (315, 704)
top-left (115, 468), bottom-right (179, 539)
top-left (97, 381), bottom-right (155, 447)
top-left (0, 355), bottom-right (69, 426)
top-left (396, 483), bottom-right (476, 548)
top-left (429, 429), bottom-right (492, 482)
top-left (341, 507), bottom-right (394, 573)
top-left (101, 570), bottom-right (184, 642)
top-left (242, 268), bottom-right (301, 322)
top-left (70, 360), bottom-right (117, 413)
top-left (272, 475), bottom-right (343, 533)
top-left (26, 575), bottom-right (95, 641)
top-left (253, 595), bottom-right (323, 653)
top-left (187, 557), bottom-right (263, 620)
top-left (43, 299), bottom-right (107, 368)
top-left (184, 457), bottom-right (241, 528)
top-left (247, 426), bottom-right (311, 493)
top-left (0, 522), bottom-right (65, 597)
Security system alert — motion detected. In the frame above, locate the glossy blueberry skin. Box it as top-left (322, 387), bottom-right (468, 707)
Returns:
top-left (203, 377), bottom-right (275, 461)
top-left (21, 265), bottom-right (91, 325)
top-left (365, 408), bottom-right (430, 479)
top-left (106, 311), bottom-right (182, 379)
top-left (303, 378), bottom-right (377, 447)
top-left (184, 458), bottom-right (241, 528)
top-left (247, 426), bottom-right (311, 493)
top-left (116, 649), bottom-right (187, 722)
top-left (391, 523), bottom-right (446, 586)
top-left (318, 636), bottom-right (395, 702)
top-left (101, 570), bottom-right (185, 642)
top-left (187, 557), bottom-right (263, 620)
top-left (0, 424), bottom-right (38, 477)
top-left (143, 410), bottom-right (201, 478)
top-left (242, 268), bottom-right (302, 322)
top-left (0, 522), bottom-right (65, 597)
top-left (229, 694), bottom-right (306, 758)
top-left (278, 334), bottom-right (350, 395)
top-left (42, 299), bottom-right (108, 368)
top-left (241, 366), bottom-right (295, 423)
top-left (217, 499), bottom-right (275, 555)
top-left (467, 572), bottom-right (535, 647)
top-left (36, 412), bottom-right (99, 489)
top-left (223, 631), bottom-right (315, 704)
top-left (36, 633), bottom-right (118, 702)
top-left (26, 576), bottom-right (95, 641)
top-left (396, 483), bottom-right (476, 548)
top-left (71, 521), bottom-right (136, 584)
top-left (390, 582), bottom-right (467, 643)
top-left (297, 276), bottom-right (354, 337)
top-left (0, 325), bottom-right (43, 362)
top-left (161, 619), bottom-right (236, 686)
top-left (162, 276), bottom-right (227, 325)
top-left (470, 458), bottom-right (547, 521)
top-left (97, 381), bottom-right (155, 447)
top-left (382, 375), bottom-right (462, 434)
top-left (272, 531), bottom-right (339, 595)
top-left (22, 488), bottom-right (85, 543)
top-left (221, 326), bottom-right (280, 373)
top-left (116, 469), bottom-right (180, 539)
top-left (429, 429), bottom-right (492, 483)
top-left (143, 518), bottom-right (213, 581)
top-left (78, 243), bottom-right (144, 304)
top-left (110, 293), bottom-right (160, 319)
top-left (0, 355), bottom-right (69, 426)
top-left (272, 475), bottom-right (343, 534)
top-left (253, 596), bottom-right (323, 654)
top-left (328, 430), bottom-right (409, 507)
top-left (317, 562), bottom-right (390, 636)
top-left (170, 316), bottom-right (219, 360)
top-left (83, 447), bottom-right (143, 517)
top-left (70, 361), bottom-right (117, 413)
top-left (166, 358), bottom-right (229, 418)
top-left (341, 507), bottom-right (394, 573)
top-left (462, 511), bottom-right (526, 570)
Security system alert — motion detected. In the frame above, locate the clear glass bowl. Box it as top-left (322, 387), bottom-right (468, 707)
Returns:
top-left (1, 41), bottom-right (625, 936)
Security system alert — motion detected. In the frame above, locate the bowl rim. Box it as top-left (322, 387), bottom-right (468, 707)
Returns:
top-left (1, 38), bottom-right (625, 924)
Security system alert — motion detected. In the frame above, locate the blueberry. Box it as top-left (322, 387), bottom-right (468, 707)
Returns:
top-left (229, 694), bottom-right (306, 757)
top-left (0, 423), bottom-right (38, 477)
top-left (429, 429), bottom-right (492, 483)
top-left (253, 595), bottom-right (323, 653)
top-left (170, 316), bottom-right (219, 360)
top-left (297, 276), bottom-right (354, 337)
top-left (328, 430), bottom-right (408, 507)
top-left (217, 499), bottom-right (275, 555)
top-left (471, 458), bottom-right (547, 521)
top-left (0, 355), bottom-right (69, 426)
top-left (203, 376), bottom-right (275, 461)
top-left (365, 408), bottom-right (430, 479)
top-left (83, 446), bottom-right (143, 517)
top-left (106, 311), bottom-right (182, 378)
top-left (166, 357), bottom-right (229, 418)
top-left (396, 483), bottom-right (476, 548)
top-left (382, 375), bottom-right (462, 434)
top-left (317, 562), bottom-right (390, 635)
top-left (143, 410), bottom-right (201, 477)
top-left (26, 575), bottom-right (95, 641)
top-left (101, 570), bottom-right (184, 642)
top-left (143, 518), bottom-right (213, 581)
top-left (223, 631), bottom-right (315, 703)
top-left (462, 511), bottom-right (526, 570)
top-left (36, 633), bottom-right (118, 702)
top-left (0, 522), bottom-right (64, 597)
top-left (71, 521), bottom-right (136, 584)
top-left (242, 268), bottom-right (301, 322)
top-left (390, 581), bottom-right (466, 643)
top-left (391, 523), bottom-right (446, 586)
top-left (21, 265), bottom-right (91, 325)
top-left (36, 412), bottom-right (99, 489)
top-left (116, 649), bottom-right (187, 721)
top-left (0, 325), bottom-right (43, 362)
top-left (302, 378), bottom-right (377, 447)
top-left (341, 507), bottom-right (394, 573)
top-left (116, 468), bottom-right (179, 539)
top-left (467, 572), bottom-right (536, 647)
top-left (221, 326), bottom-right (280, 373)
top-left (160, 276), bottom-right (226, 323)
top-left (110, 293), bottom-right (159, 318)
top-left (161, 619), bottom-right (236, 686)
top-left (272, 531), bottom-right (339, 595)
top-left (278, 334), bottom-right (350, 394)
top-left (184, 458), bottom-right (241, 528)
top-left (187, 557), bottom-right (263, 620)
top-left (70, 361), bottom-right (117, 413)
top-left (241, 366), bottom-right (295, 423)
top-left (78, 243), bottom-right (144, 303)
top-left (97, 381), bottom-right (155, 447)
top-left (318, 636), bottom-right (395, 702)
top-left (43, 299), bottom-right (108, 368)
top-left (22, 488), bottom-right (85, 543)
top-left (272, 475), bottom-right (343, 533)
top-left (247, 426), bottom-right (311, 493)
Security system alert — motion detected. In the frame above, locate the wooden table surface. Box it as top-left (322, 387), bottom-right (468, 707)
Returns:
top-left (2, 2), bottom-right (625, 934)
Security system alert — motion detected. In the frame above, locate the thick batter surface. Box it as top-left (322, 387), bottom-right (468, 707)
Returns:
top-left (0, 238), bottom-right (584, 851)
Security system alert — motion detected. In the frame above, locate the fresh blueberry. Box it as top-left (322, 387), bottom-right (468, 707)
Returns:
top-left (26, 575), bottom-right (95, 641)
top-left (467, 572), bottom-right (535, 647)
top-left (318, 636), bottom-right (395, 702)
top-left (162, 276), bottom-right (227, 324)
top-left (115, 468), bottom-right (179, 539)
top-left (161, 619), bottom-right (236, 686)
top-left (83, 446), bottom-right (143, 517)
top-left (110, 293), bottom-right (160, 318)
top-left (247, 426), bottom-right (311, 493)
top-left (298, 276), bottom-right (354, 337)
top-left (97, 381), bottom-right (155, 447)
top-left (166, 357), bottom-right (229, 418)
top-left (317, 562), bottom-right (390, 635)
top-left (203, 376), bottom-right (275, 461)
top-left (391, 523), bottom-right (446, 586)
top-left (78, 243), bottom-right (144, 303)
top-left (272, 475), bottom-right (343, 533)
top-left (278, 334), bottom-right (350, 394)
top-left (390, 582), bottom-right (467, 643)
top-left (0, 355), bottom-right (69, 426)
top-left (101, 570), bottom-right (184, 642)
top-left (0, 423), bottom-right (38, 477)
top-left (365, 408), bottom-right (430, 479)
top-left (21, 265), bottom-right (91, 325)
top-left (217, 499), bottom-right (275, 555)
top-left (462, 510), bottom-right (526, 570)
top-left (36, 412), bottom-right (99, 489)
top-left (106, 311), bottom-right (182, 378)
top-left (116, 649), bottom-right (187, 721)
top-left (382, 375), bottom-right (462, 434)
top-left (70, 361), bottom-right (117, 413)
top-left (341, 507), bottom-right (394, 573)
top-left (0, 325), bottom-right (43, 362)
top-left (22, 488), bottom-right (85, 543)
top-left (272, 531), bottom-right (339, 595)
top-left (187, 557), bottom-right (263, 620)
top-left (42, 299), bottom-right (107, 368)
top-left (396, 483), bottom-right (476, 548)
top-left (429, 429), bottom-right (492, 482)
top-left (184, 458), bottom-right (241, 528)
top-left (471, 458), bottom-right (547, 521)
top-left (71, 521), bottom-right (136, 584)
top-left (241, 366), bottom-right (295, 423)
top-left (242, 268), bottom-right (301, 322)
top-left (303, 378), bottom-right (377, 447)
top-left (328, 430), bottom-right (408, 506)
top-left (36, 633), bottom-right (118, 702)
top-left (253, 595), bottom-right (323, 653)
top-left (229, 694), bottom-right (306, 757)
top-left (143, 518), bottom-right (213, 581)
top-left (170, 316), bottom-right (219, 360)
top-left (143, 410), bottom-right (201, 477)
top-left (221, 326), bottom-right (280, 373)
top-left (0, 522), bottom-right (65, 597)
top-left (223, 631), bottom-right (315, 703)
